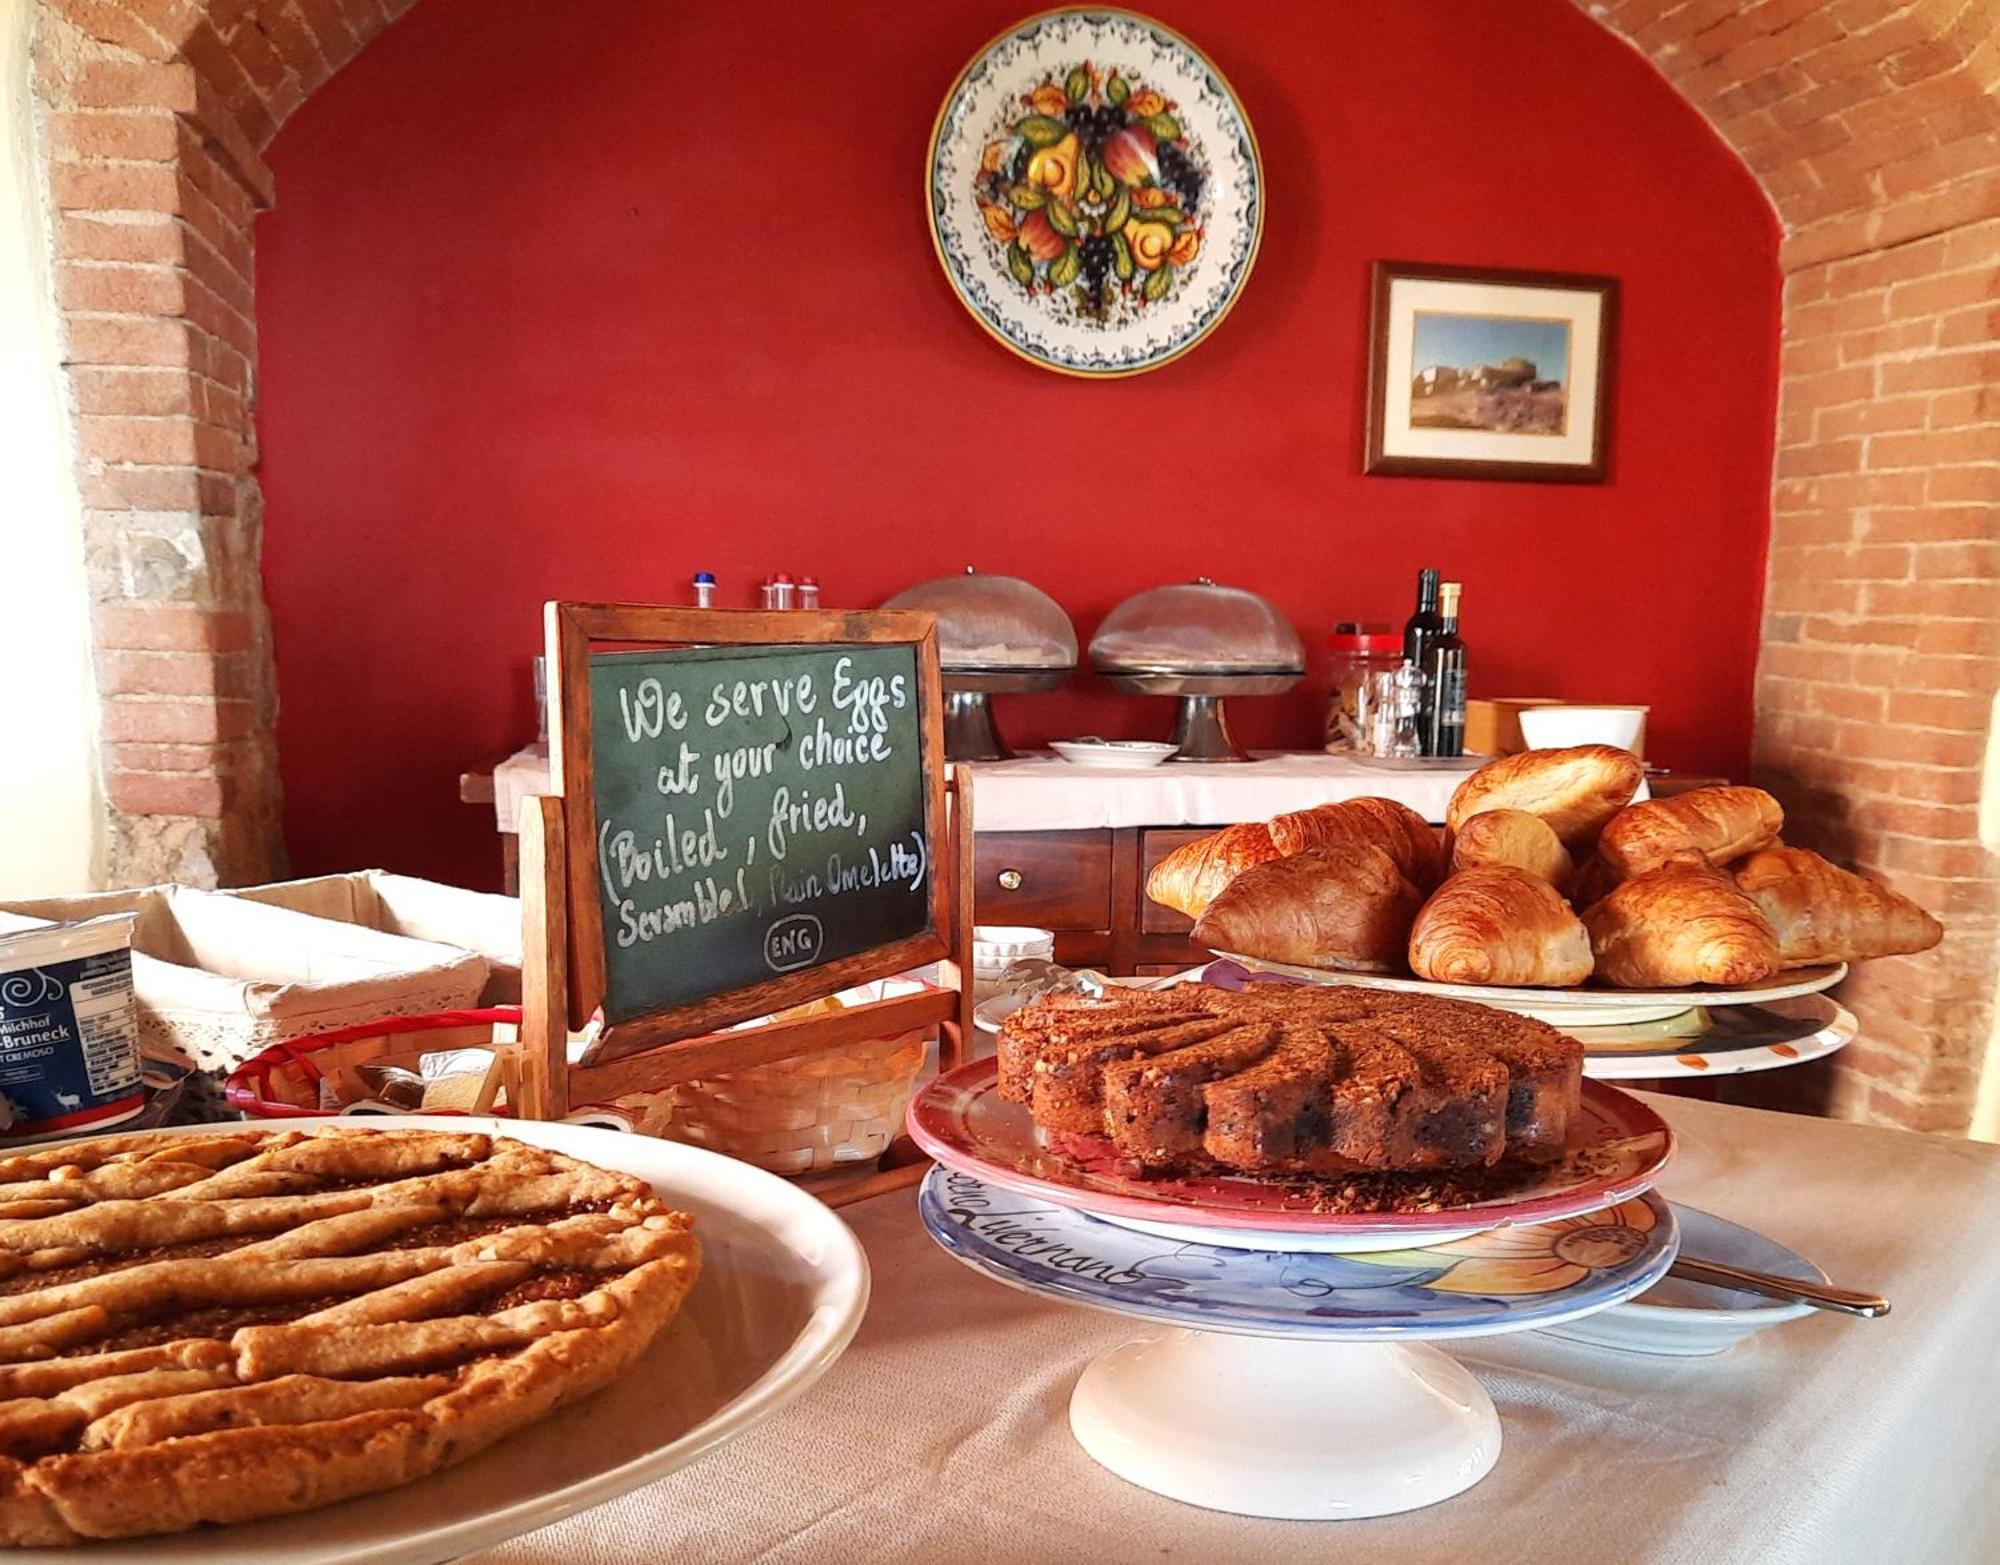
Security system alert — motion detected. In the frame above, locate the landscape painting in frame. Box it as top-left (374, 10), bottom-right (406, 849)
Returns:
top-left (1366, 262), bottom-right (1618, 482)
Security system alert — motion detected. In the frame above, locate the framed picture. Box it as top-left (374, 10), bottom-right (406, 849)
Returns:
top-left (1365, 261), bottom-right (1618, 482)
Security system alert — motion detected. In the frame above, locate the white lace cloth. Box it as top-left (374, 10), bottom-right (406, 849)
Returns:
top-left (481, 1093), bottom-right (2000, 1564)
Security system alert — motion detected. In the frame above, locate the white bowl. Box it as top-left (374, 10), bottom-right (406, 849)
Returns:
top-left (1517, 705), bottom-right (1647, 753)
top-left (1050, 739), bottom-right (1178, 768)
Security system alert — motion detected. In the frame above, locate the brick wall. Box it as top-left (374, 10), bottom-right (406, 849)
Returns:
top-left (28, 0), bottom-right (413, 887)
top-left (23, 0), bottom-right (2000, 1130)
top-left (1579, 0), bottom-right (2000, 1133)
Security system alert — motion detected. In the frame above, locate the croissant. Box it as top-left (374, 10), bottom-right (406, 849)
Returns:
top-left (1567, 852), bottom-right (1621, 911)
top-left (1598, 786), bottom-right (1783, 878)
top-left (1192, 847), bottom-right (1423, 973)
top-left (1409, 868), bottom-right (1593, 987)
top-left (1446, 745), bottom-right (1643, 848)
top-left (1583, 853), bottom-right (1780, 988)
top-left (1267, 796), bottom-right (1445, 889)
top-left (1448, 809), bottom-right (1573, 893)
top-left (1145, 823), bottom-right (1280, 920)
top-left (1734, 846), bottom-right (1942, 967)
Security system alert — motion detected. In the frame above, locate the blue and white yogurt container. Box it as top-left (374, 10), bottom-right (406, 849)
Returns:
top-left (0, 914), bottom-right (146, 1140)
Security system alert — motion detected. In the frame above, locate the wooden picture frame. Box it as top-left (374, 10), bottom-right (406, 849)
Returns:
top-left (1365, 260), bottom-right (1618, 483)
top-left (545, 602), bottom-right (951, 1064)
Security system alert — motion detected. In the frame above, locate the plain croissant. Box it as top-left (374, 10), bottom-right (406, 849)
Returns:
top-left (1445, 745), bottom-right (1643, 848)
top-left (1583, 853), bottom-right (1780, 988)
top-left (1409, 868), bottom-right (1593, 987)
top-left (1267, 796), bottom-right (1445, 890)
top-left (1192, 847), bottom-right (1423, 973)
top-left (1449, 808), bottom-right (1573, 893)
top-left (1734, 845), bottom-right (1942, 967)
top-left (1145, 823), bottom-right (1281, 920)
top-left (1598, 786), bottom-right (1783, 878)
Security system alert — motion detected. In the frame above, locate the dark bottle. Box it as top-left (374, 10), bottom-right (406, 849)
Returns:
top-left (1402, 568), bottom-right (1443, 754)
top-left (1424, 581), bottom-right (1468, 758)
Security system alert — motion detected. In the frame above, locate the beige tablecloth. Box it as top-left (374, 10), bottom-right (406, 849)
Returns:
top-left (483, 1095), bottom-right (2000, 1564)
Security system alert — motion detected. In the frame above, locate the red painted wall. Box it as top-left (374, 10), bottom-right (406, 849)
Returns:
top-left (257, 0), bottom-right (1781, 890)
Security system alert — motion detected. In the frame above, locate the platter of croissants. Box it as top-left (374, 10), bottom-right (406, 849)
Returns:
top-left (1147, 744), bottom-right (1943, 1014)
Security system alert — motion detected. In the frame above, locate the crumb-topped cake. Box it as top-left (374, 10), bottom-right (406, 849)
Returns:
top-left (0, 1127), bottom-right (699, 1546)
top-left (998, 986), bottom-right (1582, 1175)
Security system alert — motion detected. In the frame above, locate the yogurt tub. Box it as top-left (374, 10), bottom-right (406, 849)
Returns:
top-left (0, 914), bottom-right (146, 1141)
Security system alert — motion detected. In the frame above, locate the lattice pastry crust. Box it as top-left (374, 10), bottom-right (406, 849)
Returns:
top-left (0, 1127), bottom-right (701, 1545)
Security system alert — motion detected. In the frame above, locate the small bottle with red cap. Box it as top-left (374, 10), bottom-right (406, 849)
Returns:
top-left (1325, 623), bottom-right (1406, 752)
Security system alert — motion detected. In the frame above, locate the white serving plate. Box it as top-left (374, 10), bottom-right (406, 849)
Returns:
top-left (1049, 739), bottom-right (1179, 769)
top-left (1215, 952), bottom-right (1846, 1027)
top-left (1538, 1204), bottom-right (1825, 1356)
top-left (23, 1115), bottom-right (869, 1565)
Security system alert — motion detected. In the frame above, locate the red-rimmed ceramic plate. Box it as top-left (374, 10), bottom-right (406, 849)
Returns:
top-left (906, 1058), bottom-right (1672, 1253)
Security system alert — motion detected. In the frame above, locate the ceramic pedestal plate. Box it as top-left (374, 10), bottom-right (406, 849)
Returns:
top-left (908, 1059), bottom-right (1678, 1519)
top-left (920, 1165), bottom-right (1676, 1519)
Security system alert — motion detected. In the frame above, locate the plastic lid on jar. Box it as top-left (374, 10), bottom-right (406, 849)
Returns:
top-left (1328, 626), bottom-right (1403, 654)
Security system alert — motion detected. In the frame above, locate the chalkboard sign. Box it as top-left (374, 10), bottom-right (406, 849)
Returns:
top-left (587, 642), bottom-right (931, 1023)
top-left (546, 602), bottom-right (950, 1056)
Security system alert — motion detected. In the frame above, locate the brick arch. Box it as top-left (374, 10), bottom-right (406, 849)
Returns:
top-left (28, 0), bottom-right (2000, 1130)
top-left (1574, 0), bottom-right (2000, 1133)
top-left (31, 0), bottom-right (415, 888)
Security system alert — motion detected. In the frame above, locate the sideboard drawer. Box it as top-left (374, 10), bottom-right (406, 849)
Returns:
top-left (974, 831), bottom-right (1113, 930)
top-left (1139, 827), bottom-right (1212, 934)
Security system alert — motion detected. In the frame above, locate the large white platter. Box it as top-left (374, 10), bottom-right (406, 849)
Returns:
top-left (1213, 952), bottom-right (1846, 1027)
top-left (17, 1115), bottom-right (869, 1565)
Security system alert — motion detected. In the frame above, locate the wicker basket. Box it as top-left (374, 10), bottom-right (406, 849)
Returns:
top-left (614, 978), bottom-right (936, 1175)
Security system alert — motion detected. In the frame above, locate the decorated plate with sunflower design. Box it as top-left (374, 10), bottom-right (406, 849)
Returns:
top-left (920, 1166), bottom-right (1677, 1340)
top-left (927, 8), bottom-right (1262, 375)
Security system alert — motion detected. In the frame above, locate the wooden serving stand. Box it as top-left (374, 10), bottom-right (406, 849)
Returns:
top-left (509, 603), bottom-right (975, 1208)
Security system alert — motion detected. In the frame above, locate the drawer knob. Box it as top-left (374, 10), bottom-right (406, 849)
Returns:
top-left (996, 869), bottom-right (1024, 891)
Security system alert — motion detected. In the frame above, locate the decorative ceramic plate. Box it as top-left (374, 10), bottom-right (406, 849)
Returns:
top-left (1538, 1203), bottom-right (1825, 1356)
top-left (35, 1117), bottom-right (870, 1565)
top-left (1567, 995), bottom-right (1857, 1080)
top-left (921, 1165), bottom-right (1677, 1340)
top-left (927, 8), bottom-right (1262, 375)
top-left (905, 1057), bottom-right (1672, 1246)
top-left (1207, 954), bottom-right (1848, 1028)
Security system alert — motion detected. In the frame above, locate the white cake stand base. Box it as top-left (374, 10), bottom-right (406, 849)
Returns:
top-left (1069, 1328), bottom-right (1501, 1520)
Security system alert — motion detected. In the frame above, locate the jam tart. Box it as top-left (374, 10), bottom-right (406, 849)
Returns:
top-left (0, 1127), bottom-right (699, 1545)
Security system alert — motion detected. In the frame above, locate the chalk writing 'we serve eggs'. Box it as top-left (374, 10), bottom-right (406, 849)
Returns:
top-left (587, 643), bottom-right (930, 1017)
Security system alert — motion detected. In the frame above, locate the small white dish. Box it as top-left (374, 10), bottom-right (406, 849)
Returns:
top-left (1538, 1203), bottom-right (1824, 1356)
top-left (1050, 739), bottom-right (1178, 768)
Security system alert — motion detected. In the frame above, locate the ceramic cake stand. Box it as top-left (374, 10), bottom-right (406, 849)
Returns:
top-left (919, 1165), bottom-right (1677, 1520)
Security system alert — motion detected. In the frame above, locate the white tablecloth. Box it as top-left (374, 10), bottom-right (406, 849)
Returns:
top-left (482, 1095), bottom-right (2000, 1564)
top-left (963, 751), bottom-right (1484, 831)
top-left (489, 748), bottom-right (1488, 832)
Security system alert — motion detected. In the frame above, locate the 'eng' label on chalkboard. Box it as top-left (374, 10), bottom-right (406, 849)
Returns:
top-left (588, 642), bottom-right (931, 1023)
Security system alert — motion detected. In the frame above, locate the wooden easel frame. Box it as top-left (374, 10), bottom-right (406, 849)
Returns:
top-left (514, 602), bottom-right (975, 1205)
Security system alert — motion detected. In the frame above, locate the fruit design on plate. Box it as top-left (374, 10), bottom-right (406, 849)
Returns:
top-left (927, 10), bottom-right (1261, 375)
top-left (1345, 1197), bottom-right (1661, 1295)
top-left (973, 61), bottom-right (1208, 322)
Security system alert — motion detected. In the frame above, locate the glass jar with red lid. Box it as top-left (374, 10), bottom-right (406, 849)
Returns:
top-left (1324, 624), bottom-right (1406, 752)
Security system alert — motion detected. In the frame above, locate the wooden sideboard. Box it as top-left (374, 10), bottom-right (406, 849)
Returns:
top-left (973, 827), bottom-right (1209, 975)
